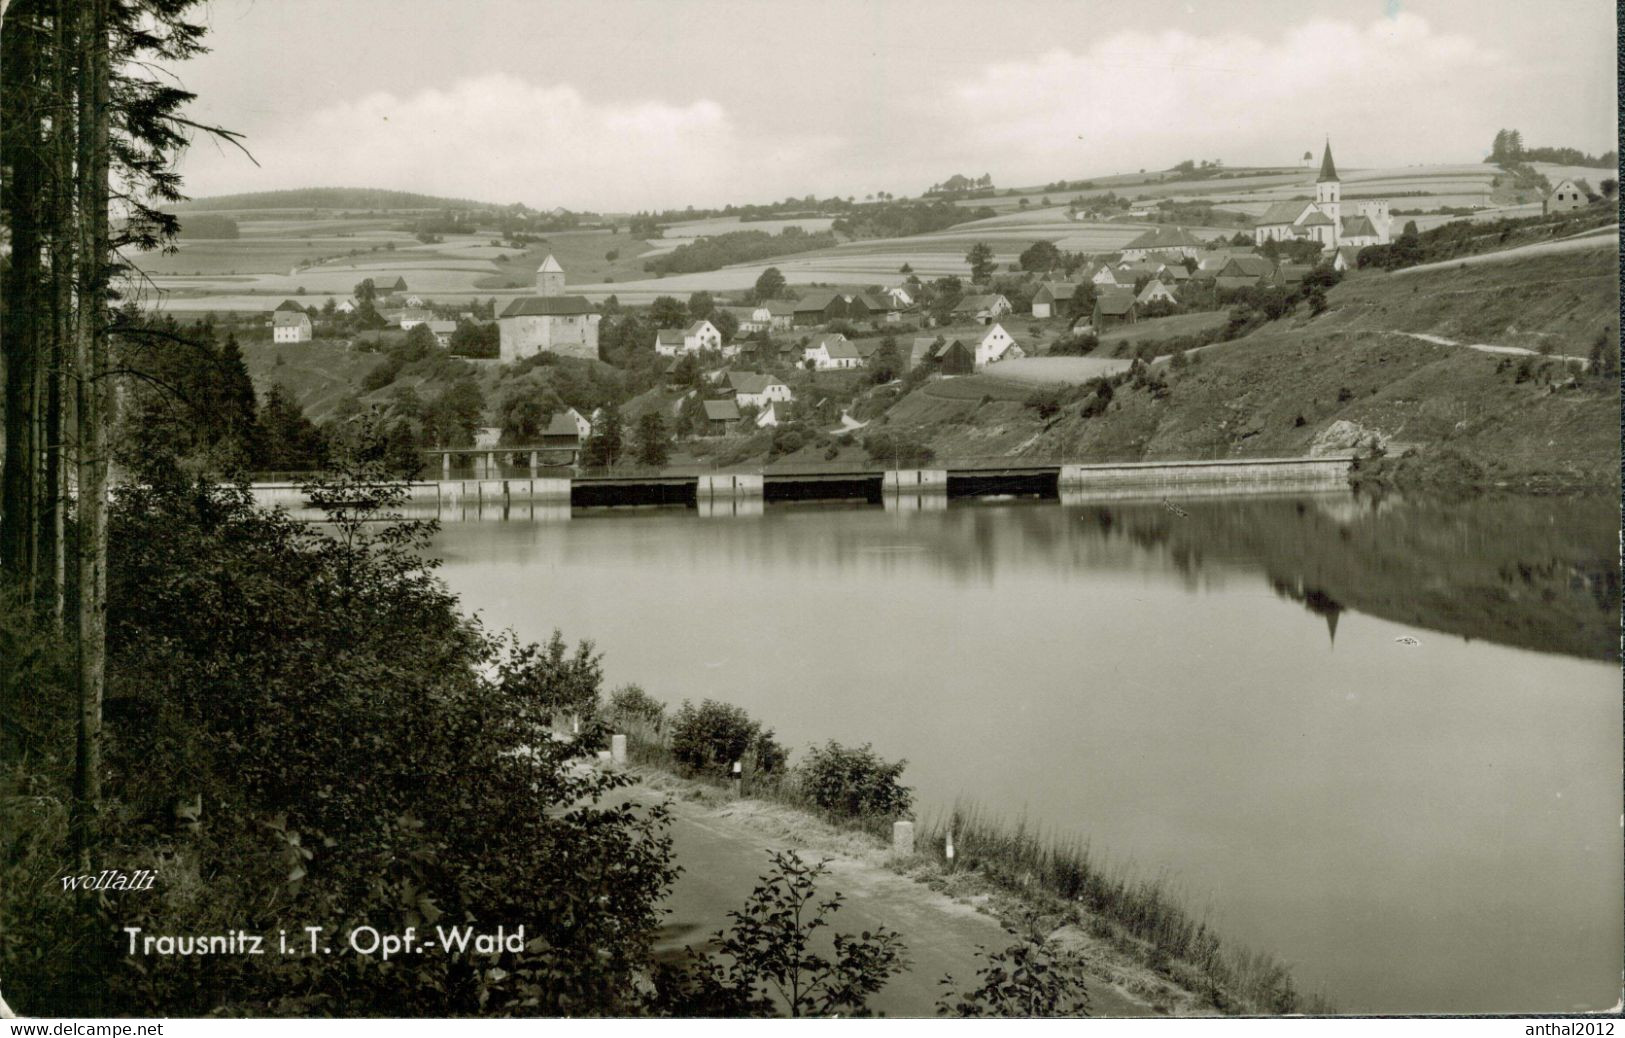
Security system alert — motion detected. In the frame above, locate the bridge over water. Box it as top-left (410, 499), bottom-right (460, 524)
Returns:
top-left (250, 454), bottom-right (1356, 516)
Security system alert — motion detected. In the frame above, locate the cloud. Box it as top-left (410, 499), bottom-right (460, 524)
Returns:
top-left (180, 74), bottom-right (838, 210)
top-left (923, 13), bottom-right (1508, 182)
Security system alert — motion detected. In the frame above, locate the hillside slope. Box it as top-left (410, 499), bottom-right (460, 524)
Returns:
top-left (867, 247), bottom-right (1619, 490)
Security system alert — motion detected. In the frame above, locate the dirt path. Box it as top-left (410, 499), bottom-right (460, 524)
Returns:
top-left (1395, 330), bottom-right (1589, 366)
top-left (631, 779), bottom-right (1156, 1018)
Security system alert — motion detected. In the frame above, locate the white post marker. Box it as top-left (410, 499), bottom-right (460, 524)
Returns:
top-left (731, 760), bottom-right (742, 797)
top-left (611, 733), bottom-right (627, 766)
top-left (946, 827), bottom-right (956, 869)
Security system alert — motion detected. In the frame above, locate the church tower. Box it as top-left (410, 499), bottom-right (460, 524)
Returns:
top-left (535, 254), bottom-right (565, 297)
top-left (1315, 140), bottom-right (1341, 234)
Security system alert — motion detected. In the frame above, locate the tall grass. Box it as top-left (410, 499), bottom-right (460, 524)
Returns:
top-left (915, 800), bottom-right (1333, 1015)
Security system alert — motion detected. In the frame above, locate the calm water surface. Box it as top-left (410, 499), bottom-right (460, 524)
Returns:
top-left (428, 491), bottom-right (1621, 1014)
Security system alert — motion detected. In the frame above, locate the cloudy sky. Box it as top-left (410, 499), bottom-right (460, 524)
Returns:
top-left (171, 0), bottom-right (1618, 212)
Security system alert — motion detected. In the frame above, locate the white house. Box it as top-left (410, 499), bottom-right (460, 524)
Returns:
top-left (562, 407), bottom-right (592, 440)
top-left (497, 256), bottom-right (601, 362)
top-left (334, 299), bottom-right (357, 315)
top-left (398, 308), bottom-right (434, 330)
top-left (654, 319), bottom-right (723, 357)
top-left (972, 323), bottom-right (1022, 368)
top-left (1252, 141), bottom-right (1391, 249)
top-left (272, 306), bottom-right (312, 343)
top-left (727, 371), bottom-right (793, 409)
top-left (884, 286), bottom-right (914, 308)
top-left (404, 295), bottom-right (425, 308)
top-left (804, 332), bottom-right (862, 370)
top-left (1544, 179), bottom-right (1594, 215)
top-left (1031, 282), bottom-right (1078, 319)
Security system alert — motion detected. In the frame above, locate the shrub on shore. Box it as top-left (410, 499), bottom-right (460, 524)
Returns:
top-left (795, 741), bottom-right (913, 820)
top-left (669, 699), bottom-right (787, 777)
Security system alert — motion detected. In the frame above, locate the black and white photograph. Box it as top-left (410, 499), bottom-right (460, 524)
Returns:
top-left (0, 0), bottom-right (1620, 1027)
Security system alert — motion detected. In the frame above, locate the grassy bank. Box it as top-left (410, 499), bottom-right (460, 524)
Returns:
top-left (615, 708), bottom-right (1332, 1016)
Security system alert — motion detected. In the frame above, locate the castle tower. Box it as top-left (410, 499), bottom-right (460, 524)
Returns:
top-left (535, 254), bottom-right (565, 297)
top-left (1314, 140), bottom-right (1341, 234)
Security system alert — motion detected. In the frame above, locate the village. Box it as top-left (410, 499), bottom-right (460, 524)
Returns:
top-left (239, 139), bottom-right (1606, 466)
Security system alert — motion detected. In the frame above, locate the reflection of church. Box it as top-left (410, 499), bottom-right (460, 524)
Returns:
top-left (1272, 577), bottom-right (1345, 646)
top-left (1252, 141), bottom-right (1392, 249)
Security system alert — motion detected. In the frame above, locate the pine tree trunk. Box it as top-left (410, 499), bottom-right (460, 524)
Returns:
top-left (46, 0), bottom-right (76, 627)
top-left (70, 0), bottom-right (110, 869)
top-left (1, 0), bottom-right (44, 595)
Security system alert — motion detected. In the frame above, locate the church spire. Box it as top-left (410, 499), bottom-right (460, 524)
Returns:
top-left (1317, 139), bottom-right (1339, 183)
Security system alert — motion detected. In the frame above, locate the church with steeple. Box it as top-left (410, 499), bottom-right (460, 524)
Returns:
top-left (496, 254), bottom-right (601, 363)
top-left (1252, 141), bottom-right (1392, 250)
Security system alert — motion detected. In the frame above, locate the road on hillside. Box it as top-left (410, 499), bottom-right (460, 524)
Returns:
top-left (640, 793), bottom-right (1153, 1019)
top-left (1393, 224), bottom-right (1616, 275)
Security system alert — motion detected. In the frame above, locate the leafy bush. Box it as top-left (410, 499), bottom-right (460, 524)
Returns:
top-left (653, 851), bottom-right (908, 1016)
top-left (795, 742), bottom-right (913, 820)
top-left (937, 933), bottom-right (1091, 1018)
top-left (669, 699), bottom-right (787, 776)
top-left (607, 684), bottom-right (666, 734)
top-left (1024, 390), bottom-right (1064, 420)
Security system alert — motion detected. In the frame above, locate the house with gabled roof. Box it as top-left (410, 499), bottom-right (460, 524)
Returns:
top-left (1119, 225), bottom-right (1205, 260)
top-left (952, 293), bottom-right (1012, 324)
top-left (272, 302), bottom-right (313, 343)
top-left (1031, 282), bottom-right (1079, 319)
top-left (497, 256), bottom-right (600, 362)
top-left (700, 399), bottom-right (742, 436)
top-left (791, 290), bottom-right (846, 327)
top-left (1543, 178), bottom-right (1596, 215)
top-left (1092, 287), bottom-right (1138, 332)
top-left (760, 300), bottom-right (797, 331)
top-left (1331, 245), bottom-right (1364, 272)
top-left (654, 319), bottom-right (723, 357)
top-left (1136, 280), bottom-right (1180, 307)
top-left (972, 323), bottom-right (1022, 368)
top-left (727, 371), bottom-right (793, 409)
top-left (804, 332), bottom-right (862, 370)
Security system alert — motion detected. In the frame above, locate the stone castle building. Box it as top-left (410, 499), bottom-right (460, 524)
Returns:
top-left (1253, 142), bottom-right (1392, 250)
top-left (497, 255), bottom-right (600, 363)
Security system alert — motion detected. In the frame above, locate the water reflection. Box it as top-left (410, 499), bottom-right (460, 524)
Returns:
top-left (429, 490), bottom-right (1621, 1013)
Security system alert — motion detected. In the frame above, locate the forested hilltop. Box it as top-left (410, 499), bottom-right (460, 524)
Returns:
top-left (171, 187), bottom-right (502, 211)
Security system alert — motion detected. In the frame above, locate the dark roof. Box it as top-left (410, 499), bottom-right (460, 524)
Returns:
top-left (655, 328), bottom-right (685, 345)
top-left (1215, 275), bottom-right (1261, 292)
top-left (274, 299), bottom-right (307, 313)
top-left (702, 399), bottom-right (741, 421)
top-left (793, 290), bottom-right (841, 312)
top-left (272, 310), bottom-right (310, 327)
top-left (1340, 215), bottom-right (1378, 237)
top-left (1221, 255), bottom-right (1273, 278)
top-left (388, 277), bottom-right (408, 290)
top-left (499, 295), bottom-right (596, 317)
top-left (1121, 225), bottom-right (1203, 250)
top-left (764, 300), bottom-right (797, 316)
top-left (1257, 199), bottom-right (1313, 226)
top-left (1034, 282), bottom-right (1079, 302)
top-left (1300, 210), bottom-right (1333, 226)
top-left (1317, 141), bottom-right (1339, 183)
top-left (726, 371), bottom-right (780, 394)
top-left (543, 413), bottom-right (580, 438)
top-left (1274, 263), bottom-right (1312, 283)
top-left (1095, 288), bottom-right (1137, 316)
